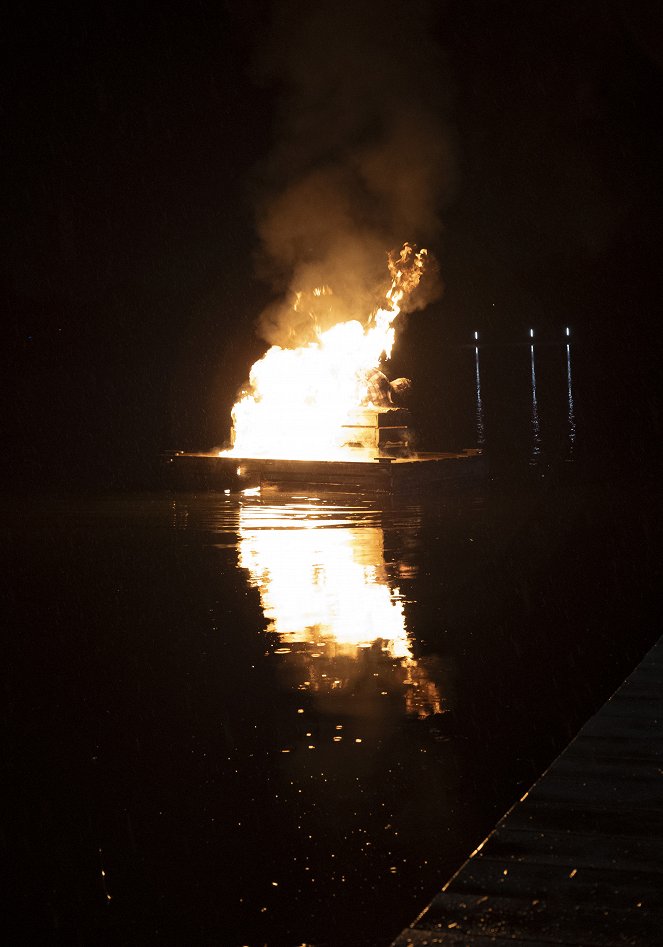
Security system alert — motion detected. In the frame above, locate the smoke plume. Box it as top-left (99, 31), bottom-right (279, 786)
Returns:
top-left (252, 0), bottom-right (455, 345)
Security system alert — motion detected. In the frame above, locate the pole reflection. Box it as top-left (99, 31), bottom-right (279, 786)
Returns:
top-left (237, 502), bottom-right (442, 720)
top-left (566, 343), bottom-right (576, 456)
top-left (530, 344), bottom-right (541, 462)
top-left (474, 346), bottom-right (485, 448)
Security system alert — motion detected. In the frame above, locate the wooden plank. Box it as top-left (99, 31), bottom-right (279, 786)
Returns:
top-left (394, 929), bottom-right (563, 946)
top-left (556, 711), bottom-right (662, 742)
top-left (450, 856), bottom-right (663, 903)
top-left (504, 800), bottom-right (663, 838)
top-left (547, 756), bottom-right (663, 781)
top-left (466, 828), bottom-right (663, 874)
top-left (523, 775), bottom-right (663, 809)
top-left (562, 727), bottom-right (663, 755)
top-left (628, 662), bottom-right (663, 682)
top-left (612, 677), bottom-right (663, 698)
top-left (589, 696), bottom-right (663, 718)
top-left (393, 929), bottom-right (560, 946)
top-left (406, 890), bottom-right (658, 945)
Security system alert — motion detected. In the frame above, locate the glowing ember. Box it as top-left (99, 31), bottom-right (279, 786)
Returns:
top-left (222, 243), bottom-right (427, 460)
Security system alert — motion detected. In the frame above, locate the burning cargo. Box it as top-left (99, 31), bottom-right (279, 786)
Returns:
top-left (166, 244), bottom-right (483, 493)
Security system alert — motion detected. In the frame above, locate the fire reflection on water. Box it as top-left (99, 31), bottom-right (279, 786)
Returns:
top-left (237, 502), bottom-right (442, 719)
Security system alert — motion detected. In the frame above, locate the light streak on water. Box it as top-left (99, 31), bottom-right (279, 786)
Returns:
top-left (530, 344), bottom-right (541, 461)
top-left (474, 346), bottom-right (485, 448)
top-left (566, 343), bottom-right (576, 455)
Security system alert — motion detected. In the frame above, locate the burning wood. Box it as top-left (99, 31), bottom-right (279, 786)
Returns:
top-left (221, 243), bottom-right (427, 461)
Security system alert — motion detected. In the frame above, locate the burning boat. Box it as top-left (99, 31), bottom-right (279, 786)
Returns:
top-left (166, 244), bottom-right (483, 494)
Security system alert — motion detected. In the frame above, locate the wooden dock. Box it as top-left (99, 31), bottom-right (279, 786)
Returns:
top-left (391, 636), bottom-right (663, 946)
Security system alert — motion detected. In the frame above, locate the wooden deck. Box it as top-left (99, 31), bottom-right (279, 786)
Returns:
top-left (391, 636), bottom-right (663, 946)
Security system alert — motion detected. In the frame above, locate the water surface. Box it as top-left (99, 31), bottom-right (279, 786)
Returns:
top-left (5, 342), bottom-right (660, 946)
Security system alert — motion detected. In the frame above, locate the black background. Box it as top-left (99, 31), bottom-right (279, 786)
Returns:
top-left (2, 0), bottom-right (662, 488)
top-left (4, 6), bottom-right (663, 944)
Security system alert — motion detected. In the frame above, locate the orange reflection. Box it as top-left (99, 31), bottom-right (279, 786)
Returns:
top-left (237, 502), bottom-right (441, 718)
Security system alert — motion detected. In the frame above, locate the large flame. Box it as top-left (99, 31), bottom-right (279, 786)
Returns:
top-left (223, 244), bottom-right (427, 460)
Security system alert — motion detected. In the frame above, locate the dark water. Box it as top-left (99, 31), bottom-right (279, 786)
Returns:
top-left (4, 343), bottom-right (661, 946)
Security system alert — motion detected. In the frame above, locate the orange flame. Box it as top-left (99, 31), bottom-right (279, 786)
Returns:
top-left (222, 244), bottom-right (427, 460)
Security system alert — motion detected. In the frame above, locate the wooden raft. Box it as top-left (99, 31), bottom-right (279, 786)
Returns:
top-left (391, 635), bottom-right (663, 946)
top-left (164, 450), bottom-right (484, 494)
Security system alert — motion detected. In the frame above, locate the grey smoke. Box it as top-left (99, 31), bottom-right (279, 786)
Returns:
top-left (252, 0), bottom-right (455, 345)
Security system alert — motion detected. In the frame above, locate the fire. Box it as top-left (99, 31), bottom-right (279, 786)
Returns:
top-left (222, 244), bottom-right (427, 461)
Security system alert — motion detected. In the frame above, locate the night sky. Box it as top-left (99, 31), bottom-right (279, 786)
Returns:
top-left (3, 0), bottom-right (663, 489)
